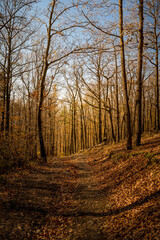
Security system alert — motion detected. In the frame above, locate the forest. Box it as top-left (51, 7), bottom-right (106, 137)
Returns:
top-left (0, 0), bottom-right (159, 165)
top-left (0, 0), bottom-right (160, 239)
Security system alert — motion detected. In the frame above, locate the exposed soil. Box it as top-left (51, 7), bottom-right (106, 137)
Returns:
top-left (0, 134), bottom-right (160, 239)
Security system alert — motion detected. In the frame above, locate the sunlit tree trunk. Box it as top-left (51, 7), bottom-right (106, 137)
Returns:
top-left (98, 70), bottom-right (102, 143)
top-left (119, 0), bottom-right (132, 149)
top-left (114, 46), bottom-right (120, 142)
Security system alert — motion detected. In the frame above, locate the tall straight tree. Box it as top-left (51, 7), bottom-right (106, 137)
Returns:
top-left (38, 1), bottom-right (56, 163)
top-left (154, 0), bottom-right (159, 131)
top-left (113, 44), bottom-right (120, 142)
top-left (119, 0), bottom-right (132, 149)
top-left (135, 0), bottom-right (144, 146)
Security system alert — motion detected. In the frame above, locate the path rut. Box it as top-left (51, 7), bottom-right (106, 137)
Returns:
top-left (68, 156), bottom-right (109, 239)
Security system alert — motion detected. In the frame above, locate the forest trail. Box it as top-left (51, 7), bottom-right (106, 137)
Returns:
top-left (0, 154), bottom-right (108, 239)
top-left (0, 134), bottom-right (160, 239)
top-left (63, 156), bottom-right (109, 239)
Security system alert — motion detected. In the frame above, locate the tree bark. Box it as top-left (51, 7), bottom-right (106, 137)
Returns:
top-left (154, 2), bottom-right (159, 131)
top-left (135, 0), bottom-right (143, 146)
top-left (1, 72), bottom-right (5, 132)
top-left (114, 46), bottom-right (120, 142)
top-left (108, 98), bottom-right (116, 142)
top-left (38, 1), bottom-right (56, 162)
top-left (5, 35), bottom-right (11, 137)
top-left (119, 0), bottom-right (132, 149)
top-left (97, 62), bottom-right (102, 143)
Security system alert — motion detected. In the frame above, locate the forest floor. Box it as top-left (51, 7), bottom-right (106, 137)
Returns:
top-left (0, 133), bottom-right (160, 239)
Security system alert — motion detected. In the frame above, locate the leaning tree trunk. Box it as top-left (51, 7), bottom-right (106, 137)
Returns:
top-left (119, 0), bottom-right (132, 149)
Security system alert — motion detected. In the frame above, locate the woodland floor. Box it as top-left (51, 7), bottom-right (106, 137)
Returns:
top-left (0, 133), bottom-right (160, 239)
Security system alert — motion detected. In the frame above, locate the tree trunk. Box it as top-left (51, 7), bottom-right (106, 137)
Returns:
top-left (135, 0), bottom-right (143, 146)
top-left (78, 88), bottom-right (85, 150)
top-left (119, 0), bottom-right (132, 149)
top-left (1, 73), bottom-right (5, 132)
top-left (38, 1), bottom-right (55, 162)
top-left (5, 36), bottom-right (11, 137)
top-left (98, 66), bottom-right (102, 143)
top-left (73, 98), bottom-right (76, 152)
top-left (70, 104), bottom-right (74, 154)
top-left (108, 98), bottom-right (116, 142)
top-left (154, 4), bottom-right (159, 131)
top-left (114, 46), bottom-right (120, 142)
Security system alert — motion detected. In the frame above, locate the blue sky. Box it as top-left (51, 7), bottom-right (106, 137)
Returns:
top-left (37, 0), bottom-right (50, 9)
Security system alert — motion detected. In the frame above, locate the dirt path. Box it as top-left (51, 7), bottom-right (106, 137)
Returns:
top-left (0, 155), bottom-right (109, 239)
top-left (65, 156), bottom-right (108, 240)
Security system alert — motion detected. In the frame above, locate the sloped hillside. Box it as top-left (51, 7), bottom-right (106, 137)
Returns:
top-left (84, 133), bottom-right (160, 239)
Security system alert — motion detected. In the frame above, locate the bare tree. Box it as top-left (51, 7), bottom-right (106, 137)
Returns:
top-left (37, 0), bottom-right (87, 162)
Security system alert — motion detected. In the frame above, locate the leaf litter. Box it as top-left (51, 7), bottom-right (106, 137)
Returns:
top-left (0, 133), bottom-right (160, 239)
